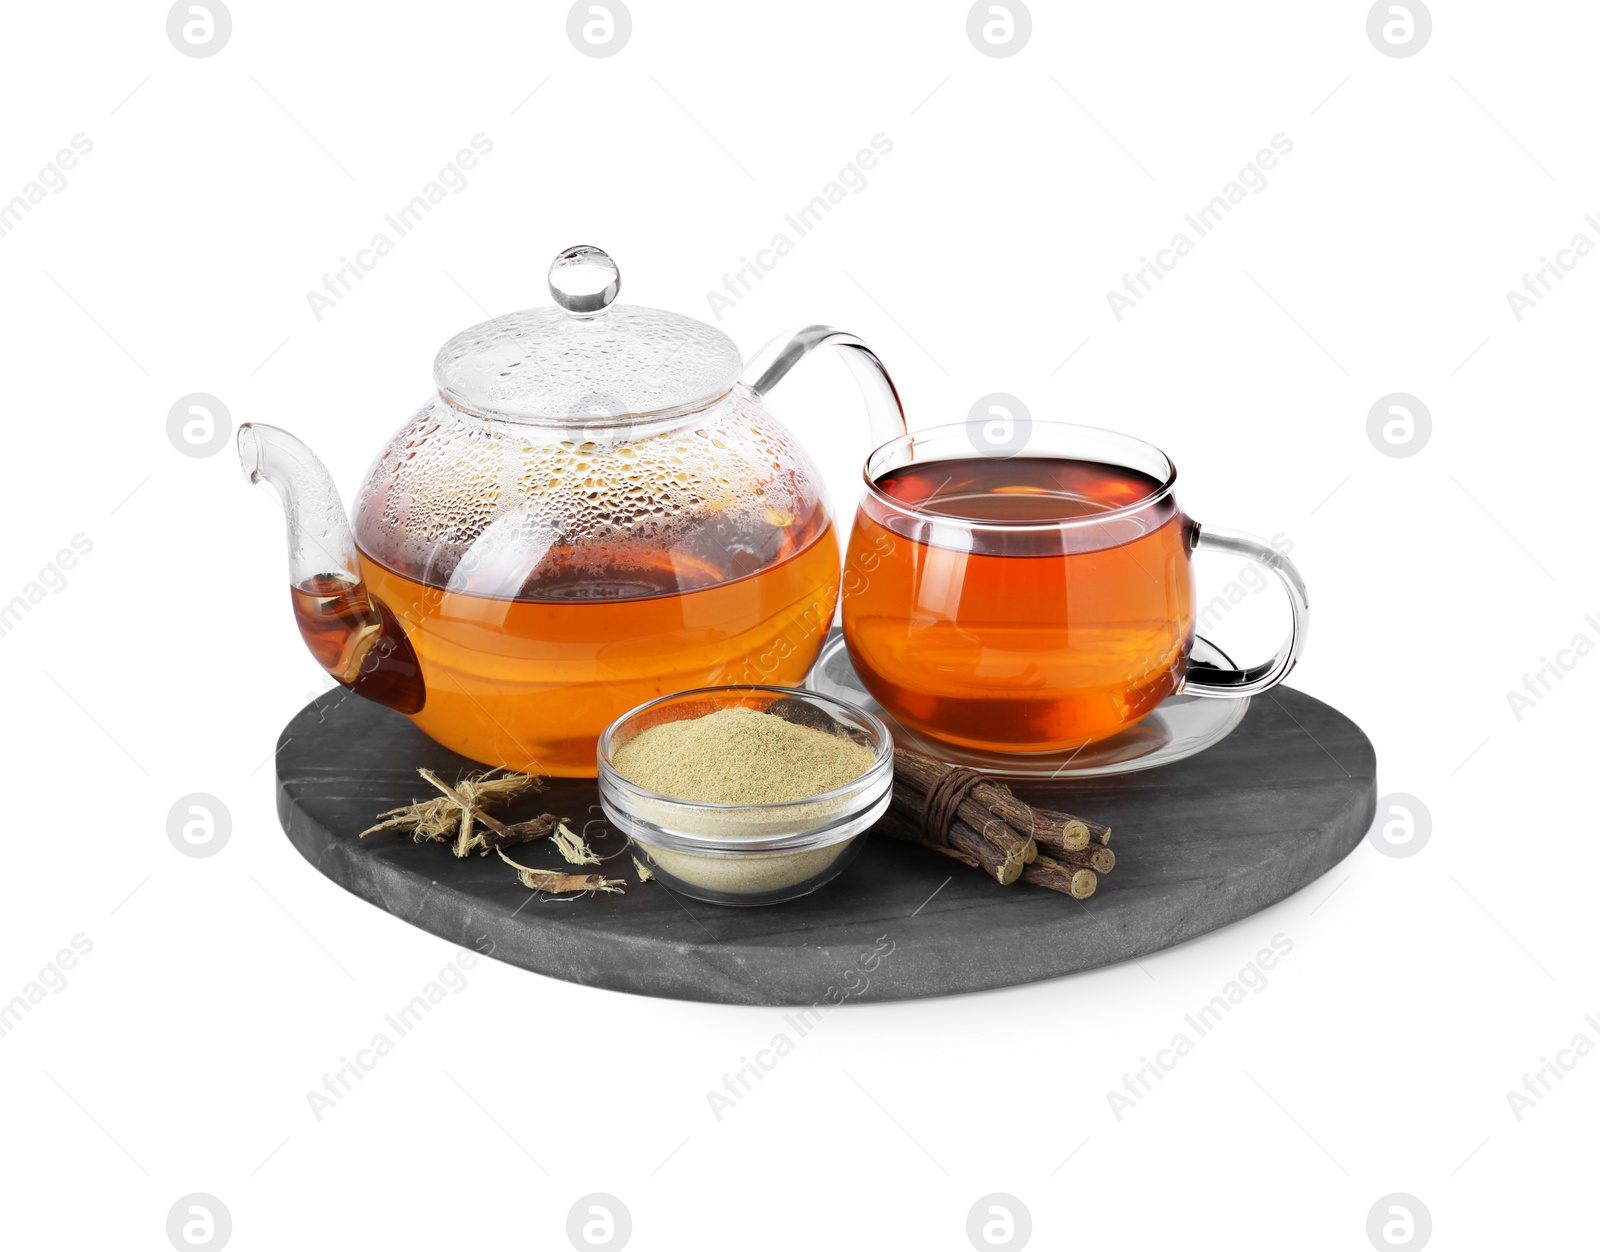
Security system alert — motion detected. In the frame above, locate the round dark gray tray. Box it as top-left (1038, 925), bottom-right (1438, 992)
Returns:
top-left (274, 681), bottom-right (1374, 1005)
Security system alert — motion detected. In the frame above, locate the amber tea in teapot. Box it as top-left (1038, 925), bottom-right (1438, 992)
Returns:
top-left (243, 246), bottom-right (906, 776)
top-left (330, 449), bottom-right (839, 775)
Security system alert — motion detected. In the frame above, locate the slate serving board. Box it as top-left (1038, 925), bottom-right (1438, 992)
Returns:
top-left (274, 679), bottom-right (1375, 1006)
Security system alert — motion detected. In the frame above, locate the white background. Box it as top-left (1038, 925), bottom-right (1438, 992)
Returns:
top-left (1, 1), bottom-right (1593, 1248)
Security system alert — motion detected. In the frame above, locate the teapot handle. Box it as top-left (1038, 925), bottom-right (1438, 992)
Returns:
top-left (741, 325), bottom-right (907, 450)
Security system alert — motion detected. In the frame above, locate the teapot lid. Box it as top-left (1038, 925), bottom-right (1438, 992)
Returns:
top-left (432, 246), bottom-right (742, 423)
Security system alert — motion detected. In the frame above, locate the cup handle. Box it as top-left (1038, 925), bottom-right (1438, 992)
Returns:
top-left (741, 325), bottom-right (907, 450)
top-left (1181, 524), bottom-right (1310, 698)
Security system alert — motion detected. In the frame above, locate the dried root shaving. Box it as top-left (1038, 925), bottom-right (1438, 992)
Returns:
top-left (361, 767), bottom-right (622, 898)
top-left (360, 768), bottom-right (544, 853)
top-left (480, 815), bottom-right (561, 852)
top-left (551, 821), bottom-right (600, 866)
top-left (497, 850), bottom-right (623, 895)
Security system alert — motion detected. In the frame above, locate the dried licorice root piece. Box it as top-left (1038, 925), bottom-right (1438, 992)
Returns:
top-left (1021, 855), bottom-right (1097, 899)
top-left (360, 768), bottom-right (544, 848)
top-left (478, 814), bottom-right (560, 852)
top-left (497, 850), bottom-right (623, 895)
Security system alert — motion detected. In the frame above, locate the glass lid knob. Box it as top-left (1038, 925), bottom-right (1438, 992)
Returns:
top-left (548, 245), bottom-right (621, 317)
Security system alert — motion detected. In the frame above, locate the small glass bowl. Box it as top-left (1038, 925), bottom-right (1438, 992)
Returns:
top-left (597, 685), bottom-right (893, 907)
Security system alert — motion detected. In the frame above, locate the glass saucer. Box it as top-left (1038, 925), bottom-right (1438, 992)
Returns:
top-left (803, 632), bottom-right (1249, 779)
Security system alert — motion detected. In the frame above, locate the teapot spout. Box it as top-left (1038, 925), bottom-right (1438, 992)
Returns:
top-left (238, 423), bottom-right (365, 594)
top-left (238, 423), bottom-right (425, 715)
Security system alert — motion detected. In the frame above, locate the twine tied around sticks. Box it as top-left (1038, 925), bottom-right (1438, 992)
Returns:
top-left (917, 765), bottom-right (994, 848)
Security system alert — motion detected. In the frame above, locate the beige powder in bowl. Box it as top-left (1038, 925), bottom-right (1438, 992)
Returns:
top-left (611, 706), bottom-right (878, 895)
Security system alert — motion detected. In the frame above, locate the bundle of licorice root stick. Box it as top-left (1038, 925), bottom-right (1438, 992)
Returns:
top-left (876, 749), bottom-right (1115, 899)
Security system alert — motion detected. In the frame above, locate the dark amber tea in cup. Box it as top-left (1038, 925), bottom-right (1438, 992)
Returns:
top-left (843, 454), bottom-right (1196, 753)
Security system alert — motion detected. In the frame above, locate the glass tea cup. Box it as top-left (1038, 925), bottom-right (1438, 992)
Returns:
top-left (840, 421), bottom-right (1308, 755)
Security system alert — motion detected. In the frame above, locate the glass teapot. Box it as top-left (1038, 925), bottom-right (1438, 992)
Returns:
top-left (242, 245), bottom-right (905, 776)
